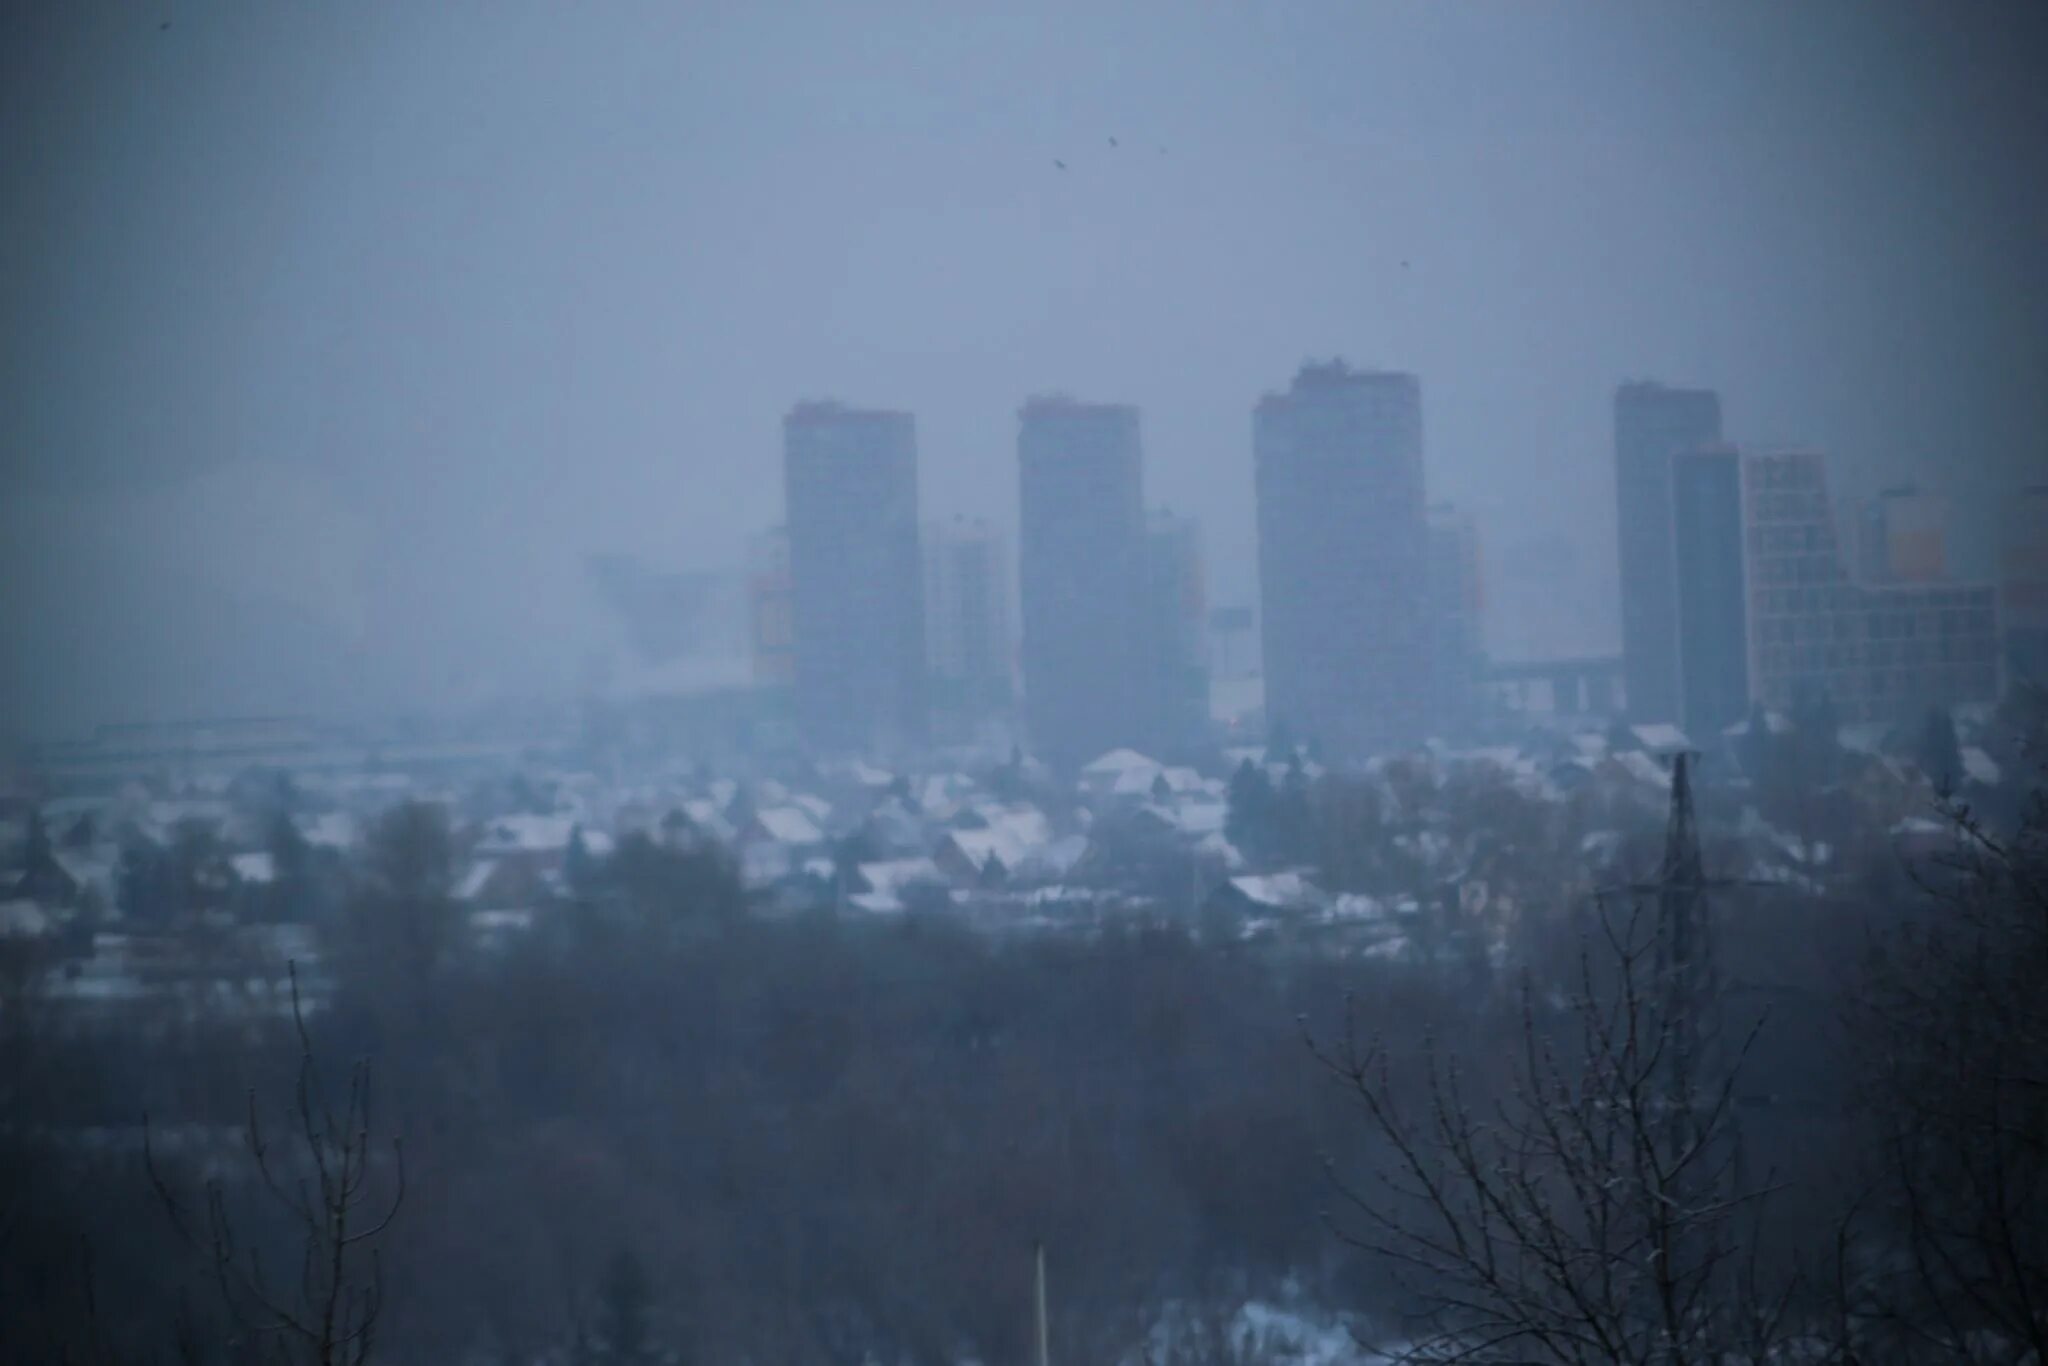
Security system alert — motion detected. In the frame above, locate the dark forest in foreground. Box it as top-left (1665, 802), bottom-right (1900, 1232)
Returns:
top-left (3, 747), bottom-right (2044, 1365)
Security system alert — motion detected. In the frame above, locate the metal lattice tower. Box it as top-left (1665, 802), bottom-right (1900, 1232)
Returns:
top-left (1606, 751), bottom-right (1737, 1157)
top-left (1654, 751), bottom-right (1717, 1156)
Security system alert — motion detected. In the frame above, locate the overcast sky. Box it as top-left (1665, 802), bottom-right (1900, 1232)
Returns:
top-left (4, 0), bottom-right (2044, 737)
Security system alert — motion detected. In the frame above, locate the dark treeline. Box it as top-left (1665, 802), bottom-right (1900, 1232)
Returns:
top-left (2, 748), bottom-right (2043, 1364)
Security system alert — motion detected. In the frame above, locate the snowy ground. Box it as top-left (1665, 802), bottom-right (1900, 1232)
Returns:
top-left (1119, 1298), bottom-right (1399, 1365)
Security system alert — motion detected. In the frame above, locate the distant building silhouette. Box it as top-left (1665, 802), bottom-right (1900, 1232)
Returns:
top-left (782, 402), bottom-right (927, 754)
top-left (745, 528), bottom-right (794, 686)
top-left (1017, 396), bottom-right (1152, 768)
top-left (1426, 502), bottom-right (1485, 736)
top-left (1998, 489), bottom-right (2048, 688)
top-left (585, 554), bottom-right (746, 671)
top-left (1670, 446), bottom-right (1750, 739)
top-left (1254, 362), bottom-right (1430, 757)
top-left (1144, 509), bottom-right (1210, 753)
top-left (1739, 450), bottom-right (1998, 721)
top-left (2001, 485), bottom-right (2048, 684)
top-left (922, 516), bottom-right (1013, 725)
top-left (1615, 381), bottom-right (1723, 724)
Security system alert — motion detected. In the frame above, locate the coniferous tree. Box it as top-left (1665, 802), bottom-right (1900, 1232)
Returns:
top-left (1225, 758), bottom-right (1275, 864)
top-left (265, 808), bottom-right (316, 920)
top-left (1789, 686), bottom-right (1843, 787)
top-left (1916, 705), bottom-right (1964, 791)
top-left (565, 824), bottom-right (600, 897)
top-left (1273, 752), bottom-right (1315, 865)
top-left (1734, 702), bottom-right (1776, 784)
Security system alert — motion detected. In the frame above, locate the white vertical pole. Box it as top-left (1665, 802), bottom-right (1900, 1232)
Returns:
top-left (1034, 1241), bottom-right (1050, 1366)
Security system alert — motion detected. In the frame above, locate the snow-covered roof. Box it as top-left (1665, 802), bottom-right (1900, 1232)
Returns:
top-left (53, 849), bottom-right (114, 898)
top-left (1961, 747), bottom-right (2001, 787)
top-left (943, 805), bottom-right (1074, 882)
top-left (477, 814), bottom-right (579, 856)
top-left (454, 859), bottom-right (499, 902)
top-left (751, 806), bottom-right (824, 846)
top-left (1227, 871), bottom-right (1321, 911)
top-left (1169, 799), bottom-right (1228, 837)
top-left (842, 761), bottom-right (895, 788)
top-left (865, 801), bottom-right (929, 852)
top-left (1610, 750), bottom-right (1671, 790)
top-left (679, 799), bottom-right (733, 837)
top-left (848, 889), bottom-right (925, 914)
top-left (1015, 833), bottom-right (1090, 880)
top-left (1445, 745), bottom-right (1525, 772)
top-left (1328, 892), bottom-right (1387, 921)
top-left (0, 900), bottom-right (51, 937)
top-left (1629, 723), bottom-right (1694, 756)
top-left (857, 857), bottom-right (944, 901)
top-left (1083, 748), bottom-right (1160, 776)
top-left (978, 804), bottom-right (1052, 848)
top-left (945, 826), bottom-right (1030, 874)
top-left (1580, 829), bottom-right (1625, 863)
top-left (294, 812), bottom-right (358, 850)
top-left (231, 852), bottom-right (276, 886)
top-left (1111, 764), bottom-right (1171, 796)
top-left (1196, 830), bottom-right (1245, 870)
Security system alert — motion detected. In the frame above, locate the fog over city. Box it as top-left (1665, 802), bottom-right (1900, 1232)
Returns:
top-left (5, 1), bottom-right (2044, 731)
top-left (4, 5), bottom-right (2047, 1365)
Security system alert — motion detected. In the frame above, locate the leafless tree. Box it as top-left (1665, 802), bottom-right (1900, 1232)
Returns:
top-left (1308, 897), bottom-right (1795, 1365)
top-left (1842, 782), bottom-right (2047, 1362)
top-left (146, 962), bottom-right (405, 1366)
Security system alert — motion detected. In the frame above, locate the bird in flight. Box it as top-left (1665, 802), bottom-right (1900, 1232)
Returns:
top-left (1054, 159), bottom-right (1067, 171)
top-left (1108, 137), bottom-right (1118, 148)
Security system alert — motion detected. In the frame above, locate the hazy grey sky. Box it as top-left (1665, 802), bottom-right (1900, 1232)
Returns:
top-left (4, 1), bottom-right (2044, 736)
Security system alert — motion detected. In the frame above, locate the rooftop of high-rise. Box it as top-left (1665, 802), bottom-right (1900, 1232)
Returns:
top-left (784, 400), bottom-right (913, 426)
top-left (1258, 359), bottom-right (1417, 407)
top-left (1018, 393), bottom-right (1136, 419)
top-left (1615, 378), bottom-right (1718, 399)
